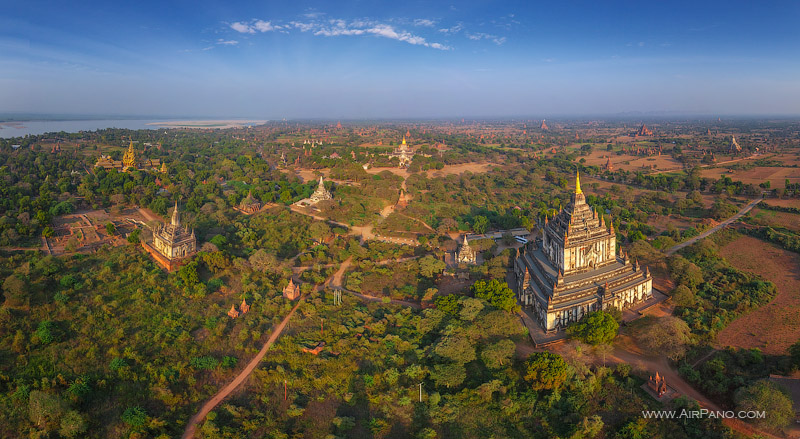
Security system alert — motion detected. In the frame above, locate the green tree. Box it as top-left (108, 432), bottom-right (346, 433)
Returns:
top-left (431, 363), bottom-right (466, 389)
top-left (121, 406), bottom-right (148, 427)
top-left (671, 285), bottom-right (695, 307)
top-left (59, 410), bottom-right (87, 438)
top-left (615, 418), bottom-right (650, 439)
top-left (457, 297), bottom-right (484, 321)
top-left (419, 255), bottom-right (446, 278)
top-left (433, 333), bottom-right (475, 364)
top-left (636, 316), bottom-right (693, 361)
top-left (2, 274), bottom-right (28, 308)
top-left (28, 390), bottom-right (66, 431)
top-left (481, 339), bottom-right (515, 369)
top-left (734, 380), bottom-right (794, 430)
top-left (525, 352), bottom-right (570, 391)
top-left (434, 294), bottom-right (460, 316)
top-left (789, 340), bottom-right (800, 367)
top-left (105, 222), bottom-right (116, 235)
top-left (178, 261), bottom-right (200, 287)
top-left (472, 279), bottom-right (520, 313)
top-left (567, 311), bottom-right (619, 345)
top-left (472, 215), bottom-right (489, 234)
top-left (126, 228), bottom-right (141, 244)
top-left (35, 320), bottom-right (56, 345)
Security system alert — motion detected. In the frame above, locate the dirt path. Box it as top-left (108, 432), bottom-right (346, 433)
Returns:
top-left (327, 256), bottom-right (422, 309)
top-left (665, 197), bottom-right (762, 255)
top-left (136, 207), bottom-right (159, 222)
top-left (181, 301), bottom-right (304, 439)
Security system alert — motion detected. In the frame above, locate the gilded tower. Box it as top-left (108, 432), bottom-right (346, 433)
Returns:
top-left (122, 142), bottom-right (137, 171)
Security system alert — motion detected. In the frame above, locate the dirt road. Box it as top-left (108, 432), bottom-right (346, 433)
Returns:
top-left (665, 197), bottom-right (762, 255)
top-left (181, 299), bottom-right (303, 439)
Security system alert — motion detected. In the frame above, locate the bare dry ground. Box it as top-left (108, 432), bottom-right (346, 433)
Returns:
top-left (580, 150), bottom-right (684, 173)
top-left (762, 198), bottom-right (800, 209)
top-left (701, 166), bottom-right (800, 188)
top-left (48, 208), bottom-right (151, 255)
top-left (717, 235), bottom-right (800, 355)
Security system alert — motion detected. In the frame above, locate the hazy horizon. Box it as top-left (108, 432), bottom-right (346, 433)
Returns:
top-left (2, 1), bottom-right (799, 118)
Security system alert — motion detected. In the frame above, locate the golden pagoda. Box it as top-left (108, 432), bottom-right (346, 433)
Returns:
top-left (160, 162), bottom-right (168, 174)
top-left (122, 142), bottom-right (137, 171)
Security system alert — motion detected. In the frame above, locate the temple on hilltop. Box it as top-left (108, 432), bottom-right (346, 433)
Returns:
top-left (388, 136), bottom-right (415, 167)
top-left (235, 190), bottom-right (263, 215)
top-left (142, 201), bottom-right (197, 271)
top-left (514, 172), bottom-right (653, 333)
top-left (456, 235), bottom-right (477, 264)
top-left (95, 142), bottom-right (162, 172)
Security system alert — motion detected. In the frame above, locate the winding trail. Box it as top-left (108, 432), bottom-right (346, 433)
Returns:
top-left (665, 196), bottom-right (762, 255)
top-left (181, 300), bottom-right (303, 439)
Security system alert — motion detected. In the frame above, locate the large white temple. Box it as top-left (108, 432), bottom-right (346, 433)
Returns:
top-left (514, 172), bottom-right (653, 332)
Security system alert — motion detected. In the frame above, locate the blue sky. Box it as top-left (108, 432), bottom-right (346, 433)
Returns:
top-left (1, 0), bottom-right (799, 118)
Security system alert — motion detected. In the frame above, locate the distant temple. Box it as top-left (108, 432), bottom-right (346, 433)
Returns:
top-left (235, 190), bottom-right (262, 215)
top-left (95, 142), bottom-right (162, 172)
top-left (294, 177), bottom-right (333, 207)
top-left (648, 372), bottom-right (668, 397)
top-left (388, 136), bottom-right (415, 167)
top-left (514, 172), bottom-right (653, 332)
top-left (227, 298), bottom-right (250, 319)
top-left (540, 119), bottom-right (549, 130)
top-left (283, 279), bottom-right (301, 301)
top-left (604, 157), bottom-right (613, 171)
top-left (456, 235), bottom-right (477, 265)
top-left (729, 136), bottom-right (742, 153)
top-left (142, 201), bottom-right (197, 271)
top-left (635, 124), bottom-right (653, 137)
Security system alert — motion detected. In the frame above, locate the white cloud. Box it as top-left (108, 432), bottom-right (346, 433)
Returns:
top-left (229, 17), bottom-right (451, 50)
top-left (253, 20), bottom-right (277, 32)
top-left (217, 39), bottom-right (239, 45)
top-left (230, 20), bottom-right (281, 34)
top-left (438, 23), bottom-right (463, 33)
top-left (230, 22), bottom-right (255, 34)
top-left (466, 32), bottom-right (506, 45)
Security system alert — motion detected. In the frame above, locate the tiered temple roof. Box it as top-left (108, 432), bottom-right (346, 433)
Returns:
top-left (516, 172), bottom-right (652, 329)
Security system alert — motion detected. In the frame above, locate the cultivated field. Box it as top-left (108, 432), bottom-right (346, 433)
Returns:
top-left (717, 235), bottom-right (800, 355)
top-left (578, 149), bottom-right (684, 173)
top-left (748, 207), bottom-right (800, 233)
top-left (700, 165), bottom-right (800, 188)
top-left (761, 198), bottom-right (800, 209)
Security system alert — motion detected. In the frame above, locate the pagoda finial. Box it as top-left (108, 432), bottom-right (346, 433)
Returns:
top-left (402, 136), bottom-right (407, 145)
top-left (171, 200), bottom-right (180, 227)
top-left (575, 170), bottom-right (582, 194)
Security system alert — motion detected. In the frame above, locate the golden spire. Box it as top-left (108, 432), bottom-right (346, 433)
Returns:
top-left (402, 136), bottom-right (406, 145)
top-left (575, 170), bottom-right (582, 194)
top-left (122, 142), bottom-right (137, 171)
